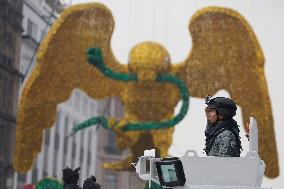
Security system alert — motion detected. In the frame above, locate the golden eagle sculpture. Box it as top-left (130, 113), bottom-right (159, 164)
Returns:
top-left (13, 3), bottom-right (278, 178)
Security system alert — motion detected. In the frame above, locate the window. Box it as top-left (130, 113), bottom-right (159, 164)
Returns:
top-left (68, 95), bottom-right (73, 107)
top-left (44, 129), bottom-right (50, 145)
top-left (87, 132), bottom-right (92, 174)
top-left (108, 130), bottom-right (116, 147)
top-left (71, 121), bottom-right (77, 167)
top-left (105, 130), bottom-right (120, 155)
top-left (2, 77), bottom-right (8, 107)
top-left (87, 151), bottom-right (91, 173)
top-left (8, 79), bottom-right (13, 95)
top-left (53, 149), bottom-right (58, 177)
top-left (43, 146), bottom-right (48, 172)
top-left (43, 171), bottom-right (48, 178)
top-left (106, 173), bottom-right (117, 189)
top-left (63, 116), bottom-right (69, 153)
top-left (22, 53), bottom-right (32, 62)
top-left (74, 92), bottom-right (81, 112)
top-left (40, 29), bottom-right (46, 40)
top-left (80, 147), bottom-right (84, 163)
top-left (79, 130), bottom-right (85, 164)
top-left (71, 140), bottom-right (76, 168)
top-left (27, 18), bottom-right (38, 40)
top-left (5, 32), bottom-right (14, 48)
top-left (55, 111), bottom-right (61, 129)
top-left (54, 132), bottom-right (59, 150)
top-left (53, 111), bottom-right (60, 177)
top-left (0, 51), bottom-right (3, 63)
top-left (32, 167), bottom-right (38, 184)
top-left (63, 116), bottom-right (69, 167)
top-left (82, 97), bottom-right (88, 116)
top-left (3, 55), bottom-right (12, 65)
top-left (90, 103), bottom-right (96, 115)
top-left (2, 55), bottom-right (6, 65)
top-left (87, 132), bottom-right (92, 150)
top-left (17, 174), bottom-right (26, 189)
top-left (0, 126), bottom-right (10, 160)
top-left (0, 74), bottom-right (2, 101)
top-left (0, 125), bottom-right (4, 155)
top-left (2, 127), bottom-right (11, 160)
top-left (80, 130), bottom-right (85, 148)
top-left (55, 111), bottom-right (61, 150)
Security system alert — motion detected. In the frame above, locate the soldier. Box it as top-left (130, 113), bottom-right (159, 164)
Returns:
top-left (62, 167), bottom-right (81, 189)
top-left (204, 96), bottom-right (242, 157)
top-left (62, 167), bottom-right (101, 189)
top-left (83, 176), bottom-right (101, 189)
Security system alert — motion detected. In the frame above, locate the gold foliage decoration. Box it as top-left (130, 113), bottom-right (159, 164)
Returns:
top-left (14, 3), bottom-right (127, 172)
top-left (14, 3), bottom-right (278, 178)
top-left (175, 6), bottom-right (278, 177)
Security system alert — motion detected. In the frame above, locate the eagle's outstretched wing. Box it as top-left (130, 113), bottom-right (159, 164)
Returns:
top-left (14, 3), bottom-right (127, 172)
top-left (173, 7), bottom-right (278, 178)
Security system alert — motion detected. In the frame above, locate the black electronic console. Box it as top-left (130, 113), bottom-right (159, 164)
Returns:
top-left (155, 157), bottom-right (186, 187)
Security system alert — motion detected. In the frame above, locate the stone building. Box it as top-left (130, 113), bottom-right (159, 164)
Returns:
top-left (8, 0), bottom-right (145, 188)
top-left (14, 89), bottom-right (105, 189)
top-left (95, 97), bottom-right (145, 189)
top-left (0, 0), bottom-right (23, 189)
top-left (19, 0), bottom-right (64, 83)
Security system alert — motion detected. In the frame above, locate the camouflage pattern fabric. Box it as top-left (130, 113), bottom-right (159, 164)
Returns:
top-left (204, 119), bottom-right (241, 157)
top-left (208, 130), bottom-right (240, 157)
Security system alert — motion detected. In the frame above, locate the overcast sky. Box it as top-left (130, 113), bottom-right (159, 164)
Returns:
top-left (64, 0), bottom-right (284, 188)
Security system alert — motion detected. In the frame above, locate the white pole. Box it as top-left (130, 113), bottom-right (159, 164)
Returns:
top-left (249, 117), bottom-right (258, 155)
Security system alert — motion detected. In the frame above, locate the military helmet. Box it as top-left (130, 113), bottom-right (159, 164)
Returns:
top-left (205, 95), bottom-right (237, 117)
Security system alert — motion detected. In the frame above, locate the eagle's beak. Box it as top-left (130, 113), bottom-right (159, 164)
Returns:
top-left (137, 70), bottom-right (156, 81)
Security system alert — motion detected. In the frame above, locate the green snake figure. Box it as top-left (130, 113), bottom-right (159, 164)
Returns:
top-left (73, 43), bottom-right (190, 171)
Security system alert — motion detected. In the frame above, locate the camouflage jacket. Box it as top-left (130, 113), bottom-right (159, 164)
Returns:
top-left (204, 119), bottom-right (241, 157)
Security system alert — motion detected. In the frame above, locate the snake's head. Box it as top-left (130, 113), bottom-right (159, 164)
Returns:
top-left (87, 47), bottom-right (104, 68)
top-left (128, 42), bottom-right (171, 81)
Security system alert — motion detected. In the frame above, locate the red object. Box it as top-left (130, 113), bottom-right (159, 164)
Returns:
top-left (23, 184), bottom-right (35, 189)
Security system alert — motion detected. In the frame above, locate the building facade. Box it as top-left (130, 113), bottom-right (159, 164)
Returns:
top-left (13, 1), bottom-right (145, 188)
top-left (0, 0), bottom-right (23, 189)
top-left (95, 97), bottom-right (145, 189)
top-left (19, 0), bottom-right (64, 82)
top-left (13, 92), bottom-right (144, 189)
top-left (14, 89), bottom-right (108, 189)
